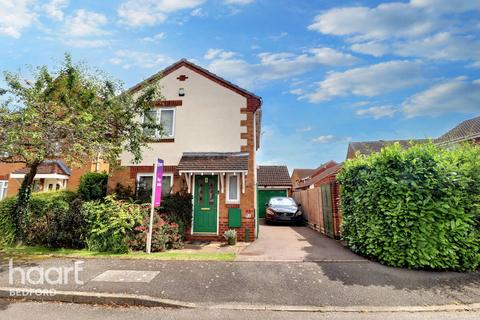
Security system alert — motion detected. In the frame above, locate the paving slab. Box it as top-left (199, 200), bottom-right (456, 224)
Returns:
top-left (92, 270), bottom-right (160, 283)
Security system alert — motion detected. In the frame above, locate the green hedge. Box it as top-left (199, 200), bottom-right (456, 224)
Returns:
top-left (337, 142), bottom-right (480, 271)
top-left (0, 197), bottom-right (17, 247)
top-left (78, 172), bottom-right (108, 201)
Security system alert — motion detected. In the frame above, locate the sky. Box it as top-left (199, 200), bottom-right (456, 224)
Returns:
top-left (1, 0), bottom-right (479, 170)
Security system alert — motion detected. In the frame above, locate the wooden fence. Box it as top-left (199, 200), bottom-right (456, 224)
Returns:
top-left (293, 181), bottom-right (342, 239)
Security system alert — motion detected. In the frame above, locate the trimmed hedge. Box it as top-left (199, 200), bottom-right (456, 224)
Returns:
top-left (337, 142), bottom-right (480, 271)
top-left (0, 197), bottom-right (17, 247)
top-left (78, 172), bottom-right (108, 201)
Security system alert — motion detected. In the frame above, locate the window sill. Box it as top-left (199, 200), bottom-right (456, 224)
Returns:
top-left (225, 200), bottom-right (240, 205)
top-left (147, 138), bottom-right (175, 143)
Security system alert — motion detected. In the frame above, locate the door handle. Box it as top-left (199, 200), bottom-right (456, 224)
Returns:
top-left (200, 208), bottom-right (210, 211)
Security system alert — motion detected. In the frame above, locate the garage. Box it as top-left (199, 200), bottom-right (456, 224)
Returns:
top-left (256, 166), bottom-right (293, 219)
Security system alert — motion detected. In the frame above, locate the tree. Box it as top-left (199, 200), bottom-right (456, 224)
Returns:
top-left (0, 54), bottom-right (163, 240)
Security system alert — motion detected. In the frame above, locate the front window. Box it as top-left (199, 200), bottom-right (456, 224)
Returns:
top-left (0, 181), bottom-right (8, 200)
top-left (226, 174), bottom-right (240, 203)
top-left (137, 173), bottom-right (173, 203)
top-left (143, 108), bottom-right (175, 138)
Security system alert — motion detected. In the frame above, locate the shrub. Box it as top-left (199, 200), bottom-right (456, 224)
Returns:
top-left (112, 183), bottom-right (135, 201)
top-left (129, 208), bottom-right (183, 252)
top-left (337, 142), bottom-right (480, 271)
top-left (22, 191), bottom-right (87, 248)
top-left (83, 195), bottom-right (142, 253)
top-left (159, 192), bottom-right (192, 235)
top-left (78, 172), bottom-right (108, 201)
top-left (0, 197), bottom-right (17, 247)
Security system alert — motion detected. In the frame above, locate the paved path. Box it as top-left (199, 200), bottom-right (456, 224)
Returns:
top-left (0, 257), bottom-right (478, 308)
top-left (237, 224), bottom-right (364, 261)
top-left (1, 300), bottom-right (479, 320)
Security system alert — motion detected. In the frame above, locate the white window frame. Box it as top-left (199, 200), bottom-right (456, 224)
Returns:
top-left (136, 172), bottom-right (174, 197)
top-left (144, 108), bottom-right (176, 139)
top-left (0, 180), bottom-right (8, 200)
top-left (225, 173), bottom-right (240, 204)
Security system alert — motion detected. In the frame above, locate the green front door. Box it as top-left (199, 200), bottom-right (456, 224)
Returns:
top-left (257, 189), bottom-right (288, 219)
top-left (193, 175), bottom-right (218, 233)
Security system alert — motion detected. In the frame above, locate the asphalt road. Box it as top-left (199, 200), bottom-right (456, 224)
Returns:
top-left (1, 257), bottom-right (479, 307)
top-left (0, 300), bottom-right (478, 320)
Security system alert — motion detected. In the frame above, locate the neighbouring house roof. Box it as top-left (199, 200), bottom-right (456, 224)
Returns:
top-left (257, 166), bottom-right (292, 187)
top-left (291, 168), bottom-right (315, 180)
top-left (347, 139), bottom-right (428, 158)
top-left (436, 116), bottom-right (480, 144)
top-left (295, 163), bottom-right (343, 189)
top-left (12, 160), bottom-right (72, 176)
top-left (178, 152), bottom-right (249, 172)
top-left (129, 59), bottom-right (262, 111)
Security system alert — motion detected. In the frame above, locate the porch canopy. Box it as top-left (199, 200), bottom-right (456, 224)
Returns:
top-left (178, 152), bottom-right (249, 193)
top-left (10, 160), bottom-right (71, 180)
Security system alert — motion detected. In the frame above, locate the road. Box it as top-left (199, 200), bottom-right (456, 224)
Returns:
top-left (0, 300), bottom-right (478, 320)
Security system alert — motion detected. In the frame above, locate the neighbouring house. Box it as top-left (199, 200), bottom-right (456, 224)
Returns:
top-left (256, 165), bottom-right (292, 220)
top-left (435, 115), bottom-right (480, 145)
top-left (290, 168), bottom-right (315, 189)
top-left (292, 162), bottom-right (343, 238)
top-left (107, 59), bottom-right (262, 242)
top-left (292, 161), bottom-right (339, 191)
top-left (0, 158), bottom-right (109, 200)
top-left (346, 139), bottom-right (428, 159)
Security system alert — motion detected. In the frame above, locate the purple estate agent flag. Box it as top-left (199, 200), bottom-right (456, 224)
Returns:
top-left (153, 158), bottom-right (164, 207)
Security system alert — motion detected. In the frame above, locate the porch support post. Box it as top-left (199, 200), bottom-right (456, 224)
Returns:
top-left (242, 172), bottom-right (245, 194)
top-left (185, 173), bottom-right (192, 193)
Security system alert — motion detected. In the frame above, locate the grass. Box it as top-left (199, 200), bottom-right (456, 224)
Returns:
top-left (0, 246), bottom-right (236, 261)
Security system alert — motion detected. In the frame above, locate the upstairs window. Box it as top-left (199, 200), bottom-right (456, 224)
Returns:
top-left (143, 108), bottom-right (175, 138)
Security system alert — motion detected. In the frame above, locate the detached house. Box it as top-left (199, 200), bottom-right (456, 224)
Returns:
top-left (108, 59), bottom-right (262, 242)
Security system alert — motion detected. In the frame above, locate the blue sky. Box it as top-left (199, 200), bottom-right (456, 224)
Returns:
top-left (1, 0), bottom-right (479, 170)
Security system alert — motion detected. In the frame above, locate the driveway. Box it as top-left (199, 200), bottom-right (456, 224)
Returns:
top-left (236, 222), bottom-right (365, 262)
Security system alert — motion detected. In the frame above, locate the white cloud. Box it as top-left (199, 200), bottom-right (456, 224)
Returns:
top-left (65, 9), bottom-right (108, 37)
top-left (224, 0), bottom-right (254, 4)
top-left (297, 126), bottom-right (313, 132)
top-left (312, 135), bottom-right (336, 144)
top-left (118, 0), bottom-right (205, 27)
top-left (308, 3), bottom-right (436, 41)
top-left (204, 48), bottom-right (236, 60)
top-left (64, 39), bottom-right (110, 48)
top-left (206, 47), bottom-right (359, 89)
top-left (42, 0), bottom-right (68, 21)
top-left (402, 78), bottom-right (480, 117)
top-left (350, 41), bottom-right (389, 57)
top-left (109, 50), bottom-right (174, 69)
top-left (0, 0), bottom-right (36, 38)
top-left (190, 7), bottom-right (205, 17)
top-left (411, 0), bottom-right (480, 13)
top-left (141, 32), bottom-right (165, 42)
top-left (356, 105), bottom-right (397, 119)
top-left (290, 88), bottom-right (305, 95)
top-left (302, 60), bottom-right (424, 102)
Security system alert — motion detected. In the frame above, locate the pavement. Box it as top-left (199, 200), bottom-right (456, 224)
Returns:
top-left (1, 300), bottom-right (479, 320)
top-left (236, 223), bottom-right (364, 261)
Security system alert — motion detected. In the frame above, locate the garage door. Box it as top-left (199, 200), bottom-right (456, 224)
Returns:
top-left (257, 189), bottom-right (288, 219)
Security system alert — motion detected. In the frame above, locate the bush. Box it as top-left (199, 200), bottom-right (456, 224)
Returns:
top-left (78, 172), bottom-right (108, 201)
top-left (159, 192), bottom-right (192, 235)
top-left (83, 195), bottom-right (142, 253)
top-left (0, 197), bottom-right (17, 247)
top-left (337, 142), bottom-right (480, 271)
top-left (22, 191), bottom-right (88, 248)
top-left (129, 209), bottom-right (183, 252)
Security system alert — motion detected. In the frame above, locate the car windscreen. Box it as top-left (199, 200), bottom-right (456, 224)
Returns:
top-left (270, 197), bottom-right (296, 206)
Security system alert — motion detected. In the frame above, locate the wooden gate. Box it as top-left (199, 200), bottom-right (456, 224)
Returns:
top-left (320, 183), bottom-right (334, 238)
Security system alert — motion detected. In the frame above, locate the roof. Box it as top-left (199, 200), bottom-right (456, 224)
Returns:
top-left (436, 116), bottom-right (480, 144)
top-left (348, 139), bottom-right (428, 157)
top-left (257, 166), bottom-right (292, 187)
top-left (295, 163), bottom-right (343, 189)
top-left (178, 152), bottom-right (249, 172)
top-left (291, 168), bottom-right (315, 180)
top-left (12, 160), bottom-right (71, 176)
top-left (129, 59), bottom-right (262, 111)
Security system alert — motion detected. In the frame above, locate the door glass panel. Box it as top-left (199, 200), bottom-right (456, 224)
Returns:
top-left (198, 181), bottom-right (204, 203)
top-left (208, 180), bottom-right (214, 205)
